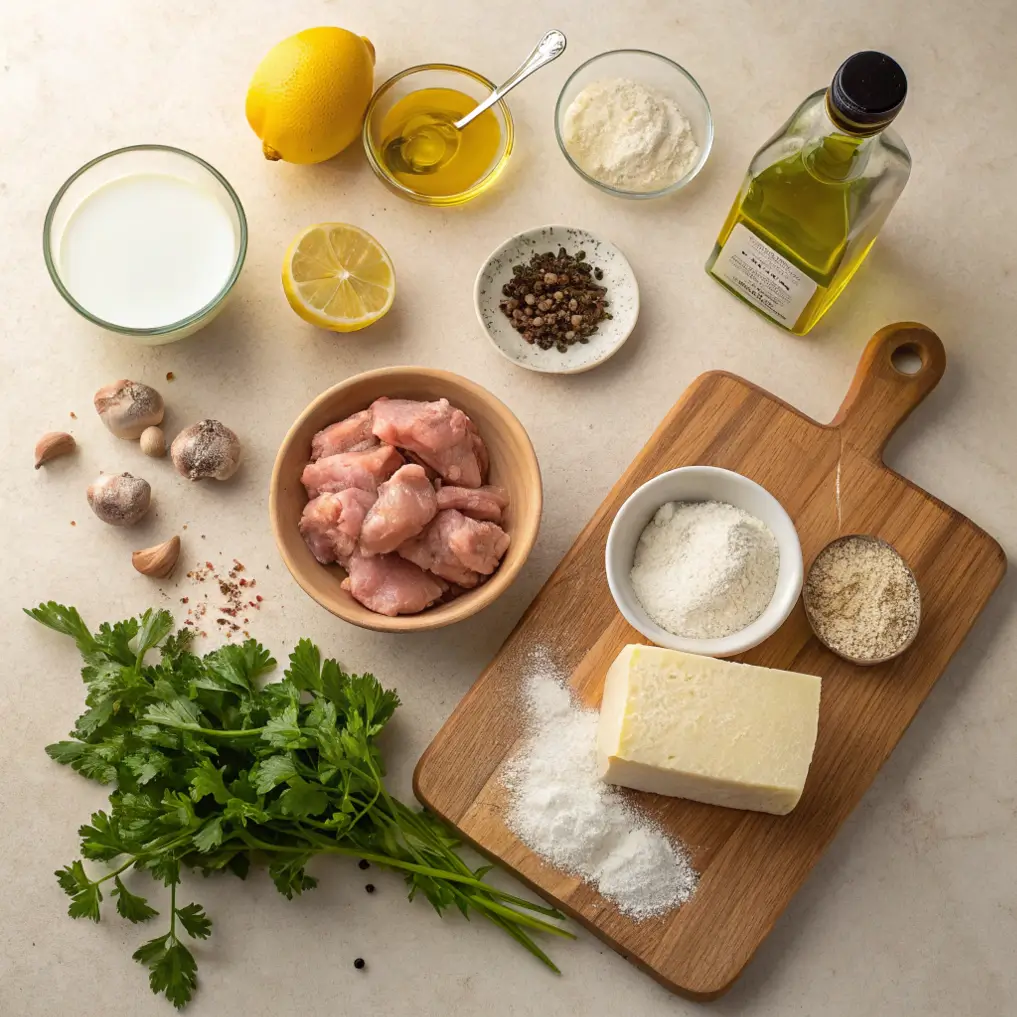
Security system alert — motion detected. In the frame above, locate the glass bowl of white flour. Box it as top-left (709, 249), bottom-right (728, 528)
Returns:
top-left (555, 50), bottom-right (713, 199)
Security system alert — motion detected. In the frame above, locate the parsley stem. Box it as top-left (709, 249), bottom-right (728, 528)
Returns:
top-left (237, 834), bottom-right (566, 916)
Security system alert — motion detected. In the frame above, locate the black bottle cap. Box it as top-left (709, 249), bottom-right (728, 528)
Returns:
top-left (828, 51), bottom-right (907, 133)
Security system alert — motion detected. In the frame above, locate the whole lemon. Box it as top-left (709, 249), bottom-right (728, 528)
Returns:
top-left (246, 27), bottom-right (376, 164)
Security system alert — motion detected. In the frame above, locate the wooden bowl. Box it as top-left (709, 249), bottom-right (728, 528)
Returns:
top-left (270, 366), bottom-right (542, 632)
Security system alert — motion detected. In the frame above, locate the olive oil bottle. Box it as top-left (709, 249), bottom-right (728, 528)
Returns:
top-left (707, 52), bottom-right (910, 335)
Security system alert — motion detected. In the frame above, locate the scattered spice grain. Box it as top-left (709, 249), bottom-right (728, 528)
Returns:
top-left (804, 535), bottom-right (920, 662)
top-left (353, 958), bottom-right (366, 971)
top-left (365, 884), bottom-right (375, 894)
top-left (182, 557), bottom-right (266, 640)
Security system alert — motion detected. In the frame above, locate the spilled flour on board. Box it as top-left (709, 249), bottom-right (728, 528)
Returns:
top-left (502, 649), bottom-right (698, 919)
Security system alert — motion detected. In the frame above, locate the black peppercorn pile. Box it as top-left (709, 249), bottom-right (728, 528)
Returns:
top-left (499, 247), bottom-right (611, 352)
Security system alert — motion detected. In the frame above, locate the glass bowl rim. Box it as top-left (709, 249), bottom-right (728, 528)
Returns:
top-left (42, 143), bottom-right (248, 336)
top-left (554, 48), bottom-right (714, 200)
top-left (362, 63), bottom-right (515, 205)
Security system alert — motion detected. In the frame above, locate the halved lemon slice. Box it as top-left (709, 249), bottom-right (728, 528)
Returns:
top-left (282, 223), bottom-right (395, 332)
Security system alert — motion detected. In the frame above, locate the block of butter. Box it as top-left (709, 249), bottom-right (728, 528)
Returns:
top-left (597, 645), bottom-right (821, 815)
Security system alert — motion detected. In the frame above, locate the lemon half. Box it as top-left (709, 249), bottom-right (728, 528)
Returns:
top-left (282, 223), bottom-right (395, 332)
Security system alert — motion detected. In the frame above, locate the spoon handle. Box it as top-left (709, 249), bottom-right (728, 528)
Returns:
top-left (454, 30), bottom-right (567, 131)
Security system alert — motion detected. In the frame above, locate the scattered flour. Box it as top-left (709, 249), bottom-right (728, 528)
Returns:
top-left (630, 500), bottom-right (779, 639)
top-left (562, 77), bottom-right (700, 192)
top-left (503, 651), bottom-right (698, 919)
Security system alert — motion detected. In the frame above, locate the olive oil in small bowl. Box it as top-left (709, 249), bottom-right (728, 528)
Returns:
top-left (363, 65), bottom-right (514, 206)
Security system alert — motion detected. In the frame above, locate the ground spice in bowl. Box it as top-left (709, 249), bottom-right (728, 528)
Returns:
top-left (803, 535), bottom-right (921, 664)
top-left (498, 247), bottom-right (610, 352)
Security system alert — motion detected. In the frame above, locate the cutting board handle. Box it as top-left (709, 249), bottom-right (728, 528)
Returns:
top-left (830, 322), bottom-right (946, 462)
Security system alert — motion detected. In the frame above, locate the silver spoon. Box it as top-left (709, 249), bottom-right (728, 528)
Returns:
top-left (384, 30), bottom-right (567, 176)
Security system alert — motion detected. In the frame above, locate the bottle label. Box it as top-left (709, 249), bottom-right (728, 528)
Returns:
top-left (711, 223), bottom-right (818, 327)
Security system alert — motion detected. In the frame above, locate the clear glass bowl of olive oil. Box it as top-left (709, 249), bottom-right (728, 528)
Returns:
top-left (363, 64), bottom-right (514, 206)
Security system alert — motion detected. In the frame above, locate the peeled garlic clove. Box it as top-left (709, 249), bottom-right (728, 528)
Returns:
top-left (94, 379), bottom-right (165, 439)
top-left (87, 472), bottom-right (151, 526)
top-left (140, 426), bottom-right (166, 458)
top-left (132, 535), bottom-right (181, 578)
top-left (170, 420), bottom-right (242, 481)
top-left (34, 431), bottom-right (76, 468)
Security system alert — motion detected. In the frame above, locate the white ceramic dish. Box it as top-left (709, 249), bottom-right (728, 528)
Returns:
top-left (474, 224), bottom-right (639, 374)
top-left (605, 466), bottom-right (803, 657)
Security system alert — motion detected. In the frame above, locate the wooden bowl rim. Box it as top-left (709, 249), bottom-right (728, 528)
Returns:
top-left (269, 365), bottom-right (542, 632)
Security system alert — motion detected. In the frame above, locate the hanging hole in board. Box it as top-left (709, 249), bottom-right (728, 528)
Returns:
top-left (890, 343), bottom-right (924, 376)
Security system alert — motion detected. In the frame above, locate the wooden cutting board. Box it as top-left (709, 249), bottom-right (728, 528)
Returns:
top-left (414, 323), bottom-right (1006, 1000)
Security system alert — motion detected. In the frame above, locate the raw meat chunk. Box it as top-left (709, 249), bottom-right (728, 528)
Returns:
top-left (341, 551), bottom-right (447, 616)
top-left (360, 464), bottom-right (438, 555)
top-left (311, 410), bottom-right (379, 460)
top-left (370, 397), bottom-right (482, 488)
top-left (435, 484), bottom-right (509, 523)
top-left (399, 515), bottom-right (482, 588)
top-left (302, 444), bottom-right (403, 499)
top-left (398, 509), bottom-right (509, 585)
top-left (299, 489), bottom-right (376, 563)
top-left (442, 509), bottom-right (510, 574)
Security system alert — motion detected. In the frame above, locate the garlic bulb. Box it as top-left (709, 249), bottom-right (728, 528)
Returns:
top-left (94, 380), bottom-right (165, 439)
top-left (170, 420), bottom-right (242, 481)
top-left (140, 426), bottom-right (166, 458)
top-left (87, 473), bottom-right (151, 526)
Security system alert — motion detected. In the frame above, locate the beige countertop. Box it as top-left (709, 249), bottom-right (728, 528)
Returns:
top-left (2, 1), bottom-right (1015, 1014)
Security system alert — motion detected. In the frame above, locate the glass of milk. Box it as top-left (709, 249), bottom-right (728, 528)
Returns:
top-left (44, 145), bottom-right (247, 343)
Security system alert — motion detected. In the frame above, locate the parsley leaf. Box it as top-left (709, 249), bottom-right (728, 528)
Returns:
top-left (286, 638), bottom-right (321, 692)
top-left (78, 811), bottom-right (126, 861)
top-left (251, 754), bottom-right (298, 794)
top-left (187, 759), bottom-right (231, 804)
top-left (276, 778), bottom-right (329, 818)
top-left (192, 817), bottom-right (224, 854)
top-left (145, 698), bottom-right (202, 731)
top-left (46, 740), bottom-right (84, 765)
top-left (134, 609), bottom-right (175, 663)
top-left (113, 876), bottom-right (159, 923)
top-left (134, 934), bottom-right (198, 1010)
top-left (174, 902), bottom-right (212, 940)
top-left (25, 602), bottom-right (97, 654)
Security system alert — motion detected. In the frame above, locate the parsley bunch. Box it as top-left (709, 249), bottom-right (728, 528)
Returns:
top-left (28, 603), bottom-right (571, 1008)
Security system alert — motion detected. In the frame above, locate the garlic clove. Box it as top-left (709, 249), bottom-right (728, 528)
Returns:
top-left (170, 420), bottom-right (242, 481)
top-left (132, 535), bottom-right (181, 578)
top-left (140, 426), bottom-right (166, 458)
top-left (34, 431), bottom-right (76, 468)
top-left (94, 379), bottom-right (165, 439)
top-left (87, 472), bottom-right (152, 526)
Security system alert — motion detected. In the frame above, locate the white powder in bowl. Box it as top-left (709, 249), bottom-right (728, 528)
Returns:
top-left (630, 500), bottom-right (779, 639)
top-left (562, 77), bottom-right (700, 192)
top-left (503, 651), bottom-right (698, 919)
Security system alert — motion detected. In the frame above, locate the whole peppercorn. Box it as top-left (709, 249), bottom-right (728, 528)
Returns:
top-left (354, 958), bottom-right (366, 970)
